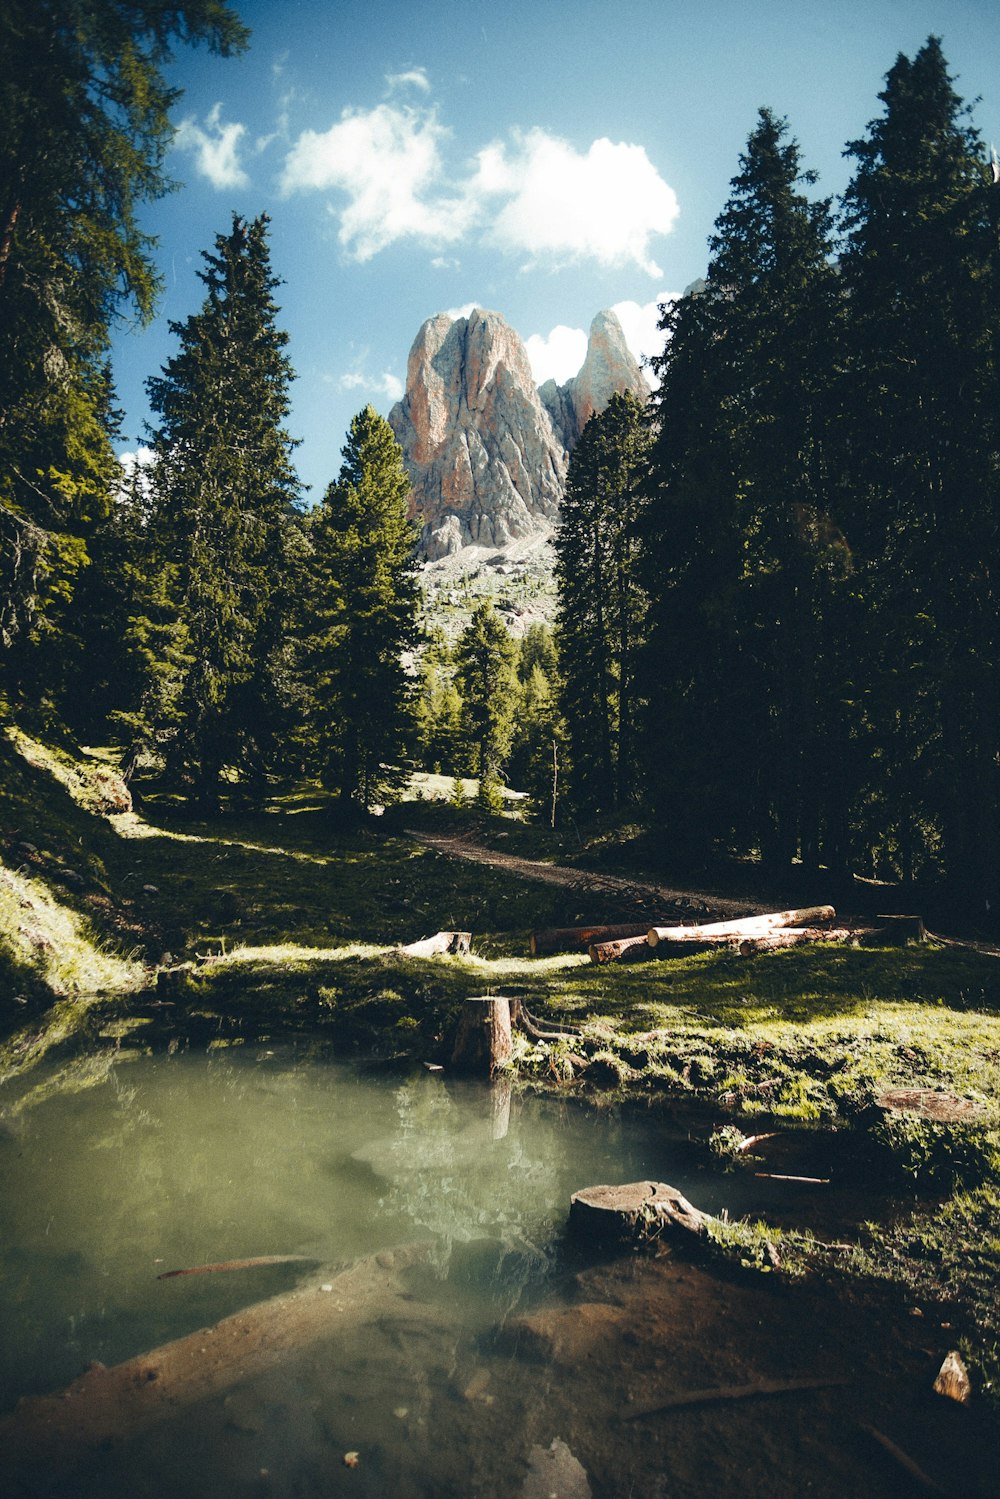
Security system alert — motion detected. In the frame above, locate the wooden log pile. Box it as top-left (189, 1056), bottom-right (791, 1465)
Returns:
top-left (531, 905), bottom-right (929, 965)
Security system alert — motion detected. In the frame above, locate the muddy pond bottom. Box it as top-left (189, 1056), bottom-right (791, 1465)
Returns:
top-left (0, 1045), bottom-right (993, 1498)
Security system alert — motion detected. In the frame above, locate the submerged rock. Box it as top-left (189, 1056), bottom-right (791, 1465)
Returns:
top-left (520, 1437), bottom-right (592, 1499)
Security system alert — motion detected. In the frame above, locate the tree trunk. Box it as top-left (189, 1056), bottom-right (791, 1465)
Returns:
top-left (451, 996), bottom-right (513, 1075)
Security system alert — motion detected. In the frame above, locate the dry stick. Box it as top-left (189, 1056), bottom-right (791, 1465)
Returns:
top-left (753, 1172), bottom-right (831, 1184)
top-left (158, 1255), bottom-right (316, 1280)
top-left (859, 1423), bottom-right (947, 1495)
top-left (623, 1374), bottom-right (849, 1420)
top-left (736, 1132), bottom-right (781, 1153)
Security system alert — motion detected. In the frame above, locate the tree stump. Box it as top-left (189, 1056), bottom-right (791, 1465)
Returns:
top-left (871, 914), bottom-right (926, 945)
top-left (569, 1181), bottom-right (710, 1248)
top-left (451, 996), bottom-right (513, 1075)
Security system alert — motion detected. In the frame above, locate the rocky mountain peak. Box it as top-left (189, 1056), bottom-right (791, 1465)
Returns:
top-left (389, 304), bottom-right (650, 560)
top-left (389, 308), bottom-right (566, 560)
top-left (540, 309), bottom-right (650, 449)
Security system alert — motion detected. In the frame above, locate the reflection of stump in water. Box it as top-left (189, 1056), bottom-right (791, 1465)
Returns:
top-left (490, 1077), bottom-right (512, 1140)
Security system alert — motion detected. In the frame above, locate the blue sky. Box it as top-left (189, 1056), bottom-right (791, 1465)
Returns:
top-left (113, 0), bottom-right (1000, 497)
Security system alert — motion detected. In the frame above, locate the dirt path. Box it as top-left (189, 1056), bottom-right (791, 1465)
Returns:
top-left (404, 829), bottom-right (763, 923)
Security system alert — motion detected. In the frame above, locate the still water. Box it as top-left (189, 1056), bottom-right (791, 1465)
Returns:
top-left (1, 1045), bottom-right (990, 1499)
top-left (0, 1045), bottom-right (684, 1405)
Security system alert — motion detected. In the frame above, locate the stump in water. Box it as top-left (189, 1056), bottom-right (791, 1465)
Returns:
top-left (451, 996), bottom-right (513, 1075)
top-left (569, 1181), bottom-right (710, 1249)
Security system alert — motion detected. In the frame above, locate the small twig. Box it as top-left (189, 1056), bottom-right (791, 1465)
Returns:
top-left (624, 1375), bottom-right (849, 1419)
top-left (859, 1422), bottom-right (948, 1494)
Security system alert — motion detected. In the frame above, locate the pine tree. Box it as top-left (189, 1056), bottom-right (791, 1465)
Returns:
top-left (839, 37), bottom-right (999, 892)
top-left (0, 0), bottom-right (246, 708)
top-left (454, 603), bottom-right (518, 810)
top-left (142, 214), bottom-right (300, 808)
top-left (555, 391), bottom-right (650, 813)
top-left (303, 406), bottom-right (419, 811)
top-left (641, 110), bottom-right (847, 865)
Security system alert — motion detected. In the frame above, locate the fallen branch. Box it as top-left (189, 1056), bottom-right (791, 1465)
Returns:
top-left (624, 1374), bottom-right (849, 1420)
top-left (859, 1422), bottom-right (947, 1494)
top-left (753, 1172), bottom-right (831, 1185)
top-left (158, 1255), bottom-right (316, 1280)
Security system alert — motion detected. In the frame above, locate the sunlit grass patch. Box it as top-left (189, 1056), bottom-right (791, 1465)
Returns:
top-left (0, 859), bottom-right (145, 1002)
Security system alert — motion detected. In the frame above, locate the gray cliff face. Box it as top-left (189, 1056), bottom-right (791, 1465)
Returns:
top-left (389, 306), bottom-right (651, 560)
top-left (388, 308), bottom-right (567, 561)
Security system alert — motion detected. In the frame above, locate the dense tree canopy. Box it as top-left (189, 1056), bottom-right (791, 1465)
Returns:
top-left (0, 0), bottom-right (247, 707)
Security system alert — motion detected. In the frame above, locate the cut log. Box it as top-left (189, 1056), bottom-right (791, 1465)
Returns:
top-left (569, 1181), bottom-right (710, 1248)
top-left (647, 905), bottom-right (835, 948)
top-left (589, 934), bottom-right (652, 964)
top-left (451, 996), bottom-right (513, 1075)
top-left (530, 924), bottom-right (651, 957)
top-left (736, 926), bottom-right (860, 954)
top-left (398, 930), bottom-right (471, 957)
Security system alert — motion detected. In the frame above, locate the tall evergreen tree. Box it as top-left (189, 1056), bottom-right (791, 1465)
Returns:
top-left (142, 214), bottom-right (300, 807)
top-left (0, 0), bottom-right (246, 709)
top-left (555, 391), bottom-right (650, 813)
top-left (454, 603), bottom-right (518, 809)
top-left (303, 406), bottom-right (419, 811)
top-left (641, 110), bottom-right (848, 865)
top-left (839, 37), bottom-right (999, 892)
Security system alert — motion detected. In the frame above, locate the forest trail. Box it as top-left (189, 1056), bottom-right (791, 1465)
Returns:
top-left (403, 828), bottom-right (762, 923)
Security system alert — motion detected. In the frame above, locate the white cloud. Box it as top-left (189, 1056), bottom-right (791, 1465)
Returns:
top-left (339, 369), bottom-right (404, 403)
top-left (281, 104), bottom-right (472, 260)
top-left (475, 131), bottom-right (679, 276)
top-left (174, 103), bottom-right (250, 190)
top-left (386, 67), bottom-right (431, 94)
top-left (444, 302), bottom-right (479, 322)
top-left (119, 445), bottom-right (155, 475)
top-left (525, 324), bottom-right (588, 386)
top-left (611, 293), bottom-right (678, 382)
top-left (281, 98), bottom-right (678, 275)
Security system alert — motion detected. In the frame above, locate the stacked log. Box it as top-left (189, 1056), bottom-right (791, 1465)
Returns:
top-left (530, 923), bottom-right (653, 957)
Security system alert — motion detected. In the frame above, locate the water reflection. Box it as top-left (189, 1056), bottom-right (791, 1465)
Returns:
top-left (0, 1047), bottom-right (659, 1414)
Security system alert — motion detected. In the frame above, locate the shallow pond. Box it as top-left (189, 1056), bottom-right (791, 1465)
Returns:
top-left (0, 1044), bottom-right (994, 1497)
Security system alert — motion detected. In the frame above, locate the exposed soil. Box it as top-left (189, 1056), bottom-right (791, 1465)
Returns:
top-left (404, 828), bottom-right (763, 924)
